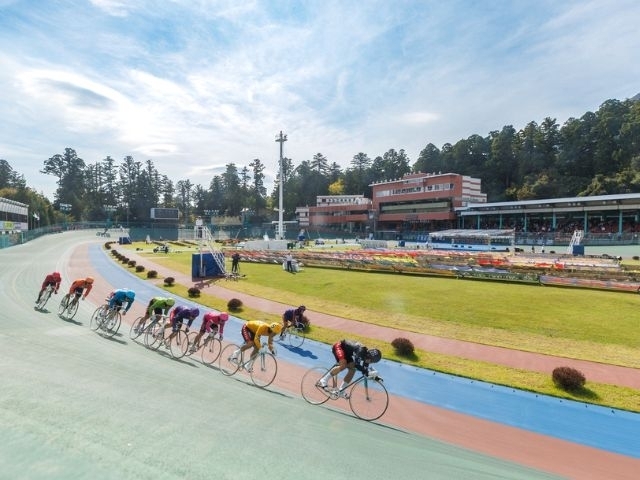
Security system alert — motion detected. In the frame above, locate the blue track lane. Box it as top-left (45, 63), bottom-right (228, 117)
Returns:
top-left (91, 244), bottom-right (640, 459)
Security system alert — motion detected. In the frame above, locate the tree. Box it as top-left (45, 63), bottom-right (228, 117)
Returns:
top-left (0, 159), bottom-right (26, 189)
top-left (413, 143), bottom-right (441, 174)
top-left (41, 148), bottom-right (86, 219)
top-left (249, 158), bottom-right (267, 220)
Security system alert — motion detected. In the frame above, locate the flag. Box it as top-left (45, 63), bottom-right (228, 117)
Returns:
top-left (33, 213), bottom-right (39, 220)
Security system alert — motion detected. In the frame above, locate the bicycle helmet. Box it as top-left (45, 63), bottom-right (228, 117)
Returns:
top-left (219, 312), bottom-right (229, 321)
top-left (85, 276), bottom-right (94, 284)
top-left (125, 289), bottom-right (135, 301)
top-left (53, 272), bottom-right (61, 280)
top-left (189, 307), bottom-right (200, 318)
top-left (366, 348), bottom-right (382, 364)
top-left (165, 298), bottom-right (175, 307)
top-left (269, 323), bottom-right (282, 334)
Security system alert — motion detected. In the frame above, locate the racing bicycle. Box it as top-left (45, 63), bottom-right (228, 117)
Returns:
top-left (90, 302), bottom-right (122, 338)
top-left (58, 293), bottom-right (80, 319)
top-left (218, 343), bottom-right (278, 388)
top-left (144, 319), bottom-right (189, 359)
top-left (194, 332), bottom-right (222, 366)
top-left (300, 365), bottom-right (389, 421)
top-left (279, 321), bottom-right (307, 348)
top-left (35, 285), bottom-right (55, 310)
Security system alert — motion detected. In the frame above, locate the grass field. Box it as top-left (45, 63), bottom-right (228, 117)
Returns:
top-left (116, 243), bottom-right (640, 412)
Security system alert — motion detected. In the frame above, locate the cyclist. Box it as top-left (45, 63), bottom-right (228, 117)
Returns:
top-left (107, 288), bottom-right (136, 315)
top-left (189, 311), bottom-right (229, 353)
top-left (136, 296), bottom-right (175, 333)
top-left (67, 277), bottom-right (95, 304)
top-left (232, 320), bottom-right (282, 363)
top-left (164, 305), bottom-right (199, 346)
top-left (36, 271), bottom-right (62, 303)
top-left (318, 340), bottom-right (382, 396)
top-left (280, 305), bottom-right (307, 339)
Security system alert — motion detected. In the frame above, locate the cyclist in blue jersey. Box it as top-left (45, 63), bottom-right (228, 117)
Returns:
top-left (107, 288), bottom-right (136, 315)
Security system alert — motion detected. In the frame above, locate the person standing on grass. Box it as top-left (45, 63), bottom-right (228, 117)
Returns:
top-left (285, 252), bottom-right (294, 273)
top-left (231, 252), bottom-right (240, 274)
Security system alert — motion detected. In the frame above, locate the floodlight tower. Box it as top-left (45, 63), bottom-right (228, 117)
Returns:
top-left (275, 131), bottom-right (287, 240)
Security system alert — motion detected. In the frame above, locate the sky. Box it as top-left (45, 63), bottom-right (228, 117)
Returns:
top-left (1, 0), bottom-right (639, 201)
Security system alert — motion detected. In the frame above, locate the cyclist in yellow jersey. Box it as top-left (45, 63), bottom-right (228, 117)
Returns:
top-left (232, 320), bottom-right (282, 362)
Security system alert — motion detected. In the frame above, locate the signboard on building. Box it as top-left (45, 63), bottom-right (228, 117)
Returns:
top-left (150, 208), bottom-right (180, 220)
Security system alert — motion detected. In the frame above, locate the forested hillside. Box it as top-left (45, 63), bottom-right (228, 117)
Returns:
top-left (2, 95), bottom-right (639, 226)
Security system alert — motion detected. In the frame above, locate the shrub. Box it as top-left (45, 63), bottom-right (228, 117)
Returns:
top-left (147, 270), bottom-right (158, 279)
top-left (188, 287), bottom-right (201, 297)
top-left (552, 366), bottom-right (586, 392)
top-left (391, 337), bottom-right (415, 357)
top-left (633, 255), bottom-right (639, 261)
top-left (164, 276), bottom-right (175, 286)
top-left (128, 260), bottom-right (136, 267)
top-left (227, 298), bottom-right (243, 311)
top-left (121, 257), bottom-right (130, 264)
top-left (105, 242), bottom-right (112, 249)
top-left (135, 265), bottom-right (145, 272)
top-left (111, 249), bottom-right (118, 256)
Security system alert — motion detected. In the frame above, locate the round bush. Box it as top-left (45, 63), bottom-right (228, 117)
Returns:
top-left (128, 260), bottom-right (136, 267)
top-left (188, 287), bottom-right (201, 297)
top-left (552, 366), bottom-right (586, 391)
top-left (147, 270), bottom-right (158, 279)
top-left (164, 276), bottom-right (175, 286)
top-left (135, 265), bottom-right (145, 272)
top-left (227, 298), bottom-right (243, 311)
top-left (391, 337), bottom-right (415, 357)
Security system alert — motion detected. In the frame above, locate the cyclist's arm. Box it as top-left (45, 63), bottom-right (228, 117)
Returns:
top-left (83, 284), bottom-right (93, 298)
top-left (123, 299), bottom-right (134, 313)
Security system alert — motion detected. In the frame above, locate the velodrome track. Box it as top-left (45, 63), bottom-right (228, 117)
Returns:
top-left (0, 231), bottom-right (638, 479)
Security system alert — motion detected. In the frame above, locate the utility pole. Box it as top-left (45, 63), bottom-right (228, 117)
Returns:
top-left (275, 131), bottom-right (287, 240)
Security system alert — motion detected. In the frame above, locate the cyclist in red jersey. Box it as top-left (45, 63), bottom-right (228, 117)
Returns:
top-left (36, 271), bottom-right (62, 303)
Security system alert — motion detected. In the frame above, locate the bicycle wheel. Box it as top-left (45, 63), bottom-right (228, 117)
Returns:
top-left (145, 322), bottom-right (164, 350)
top-left (287, 326), bottom-right (305, 348)
top-left (129, 316), bottom-right (145, 340)
top-left (36, 289), bottom-right (52, 310)
top-left (301, 367), bottom-right (332, 405)
top-left (184, 331), bottom-right (198, 356)
top-left (219, 343), bottom-right (241, 376)
top-left (67, 298), bottom-right (80, 319)
top-left (58, 294), bottom-right (70, 316)
top-left (348, 378), bottom-right (389, 421)
top-left (250, 351), bottom-right (278, 388)
top-left (168, 330), bottom-right (189, 359)
top-left (90, 306), bottom-right (106, 331)
top-left (201, 337), bottom-right (222, 366)
top-left (101, 311), bottom-right (121, 338)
